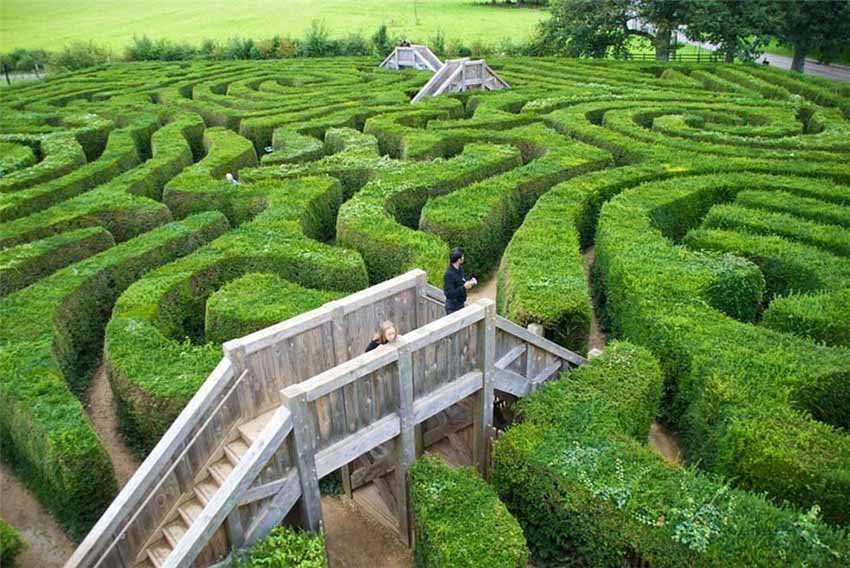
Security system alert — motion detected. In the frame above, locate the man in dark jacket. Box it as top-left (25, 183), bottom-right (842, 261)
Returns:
top-left (443, 246), bottom-right (477, 315)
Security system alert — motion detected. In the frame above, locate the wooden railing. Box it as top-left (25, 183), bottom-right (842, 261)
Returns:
top-left (67, 270), bottom-right (584, 568)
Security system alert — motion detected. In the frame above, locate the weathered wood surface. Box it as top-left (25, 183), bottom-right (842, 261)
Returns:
top-left (71, 270), bottom-right (585, 568)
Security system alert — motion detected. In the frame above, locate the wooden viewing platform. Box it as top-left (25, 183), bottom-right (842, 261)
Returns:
top-left (65, 270), bottom-right (584, 568)
top-left (411, 58), bottom-right (510, 103)
top-left (379, 45), bottom-right (443, 72)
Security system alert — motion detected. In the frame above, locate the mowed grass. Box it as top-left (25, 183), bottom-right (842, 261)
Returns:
top-left (0, 0), bottom-right (546, 51)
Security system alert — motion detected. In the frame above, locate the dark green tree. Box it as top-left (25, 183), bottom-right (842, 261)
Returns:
top-left (684, 0), bottom-right (775, 63)
top-left (772, 0), bottom-right (850, 72)
top-left (536, 0), bottom-right (693, 61)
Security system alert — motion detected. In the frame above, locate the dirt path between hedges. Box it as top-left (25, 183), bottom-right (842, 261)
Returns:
top-left (324, 496), bottom-right (412, 568)
top-left (0, 463), bottom-right (74, 568)
top-left (85, 364), bottom-right (141, 488)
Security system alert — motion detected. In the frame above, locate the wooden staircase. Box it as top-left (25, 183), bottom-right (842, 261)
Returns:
top-left (135, 410), bottom-right (276, 567)
top-left (67, 270), bottom-right (584, 568)
top-left (410, 58), bottom-right (510, 104)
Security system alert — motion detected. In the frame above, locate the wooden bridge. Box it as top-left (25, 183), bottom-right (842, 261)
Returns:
top-left (379, 45), bottom-right (444, 72)
top-left (410, 58), bottom-right (510, 104)
top-left (65, 270), bottom-right (584, 568)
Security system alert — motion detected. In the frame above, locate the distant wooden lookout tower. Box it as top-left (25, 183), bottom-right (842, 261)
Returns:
top-left (380, 44), bottom-right (443, 72)
top-left (380, 45), bottom-right (510, 104)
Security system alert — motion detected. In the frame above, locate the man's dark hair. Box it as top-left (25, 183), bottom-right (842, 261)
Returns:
top-left (449, 246), bottom-right (464, 264)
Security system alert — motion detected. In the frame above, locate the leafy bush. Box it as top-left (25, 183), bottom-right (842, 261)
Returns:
top-left (493, 342), bottom-right (850, 567)
top-left (232, 526), bottom-right (326, 568)
top-left (410, 456), bottom-right (528, 568)
top-left (51, 41), bottom-right (111, 70)
top-left (0, 520), bottom-right (25, 567)
top-left (762, 289), bottom-right (850, 348)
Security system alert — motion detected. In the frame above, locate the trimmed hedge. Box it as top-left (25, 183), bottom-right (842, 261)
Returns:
top-left (419, 123), bottom-right (611, 278)
top-left (205, 272), bottom-right (341, 344)
top-left (0, 133), bottom-right (86, 193)
top-left (0, 141), bottom-right (36, 175)
top-left (762, 289), bottom-right (850, 348)
top-left (107, 177), bottom-right (367, 447)
top-left (735, 190), bottom-right (850, 230)
top-left (261, 129), bottom-right (324, 165)
top-left (337, 142), bottom-right (522, 285)
top-left (593, 174), bottom-right (850, 524)
top-left (0, 520), bottom-right (26, 567)
top-left (493, 341), bottom-right (850, 567)
top-left (0, 226), bottom-right (114, 297)
top-left (0, 212), bottom-right (228, 539)
top-left (410, 456), bottom-right (528, 568)
top-left (163, 126), bottom-right (259, 221)
top-left (232, 526), bottom-right (326, 568)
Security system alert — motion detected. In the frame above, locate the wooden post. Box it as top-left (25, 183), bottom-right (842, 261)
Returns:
top-left (284, 390), bottom-right (324, 532)
top-left (472, 299), bottom-right (496, 479)
top-left (329, 304), bottom-right (353, 498)
top-left (394, 339), bottom-right (415, 545)
top-left (225, 508), bottom-right (244, 549)
top-left (413, 271), bottom-right (428, 457)
top-left (526, 323), bottom-right (544, 395)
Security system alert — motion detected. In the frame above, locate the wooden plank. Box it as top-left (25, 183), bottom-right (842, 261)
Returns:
top-left (472, 300), bottom-right (496, 479)
top-left (238, 477), bottom-right (289, 506)
top-left (494, 315), bottom-right (587, 366)
top-left (313, 413), bottom-right (401, 478)
top-left (224, 306), bottom-right (332, 355)
top-left (350, 455), bottom-right (395, 490)
top-left (494, 368), bottom-right (529, 397)
top-left (331, 270), bottom-right (423, 316)
top-left (495, 344), bottom-right (525, 371)
top-left (412, 371), bottom-right (483, 425)
top-left (283, 392), bottom-right (324, 533)
top-left (242, 469), bottom-right (301, 547)
top-left (163, 407), bottom-right (293, 568)
top-left (301, 346), bottom-right (398, 402)
top-left (422, 411), bottom-right (472, 447)
top-left (531, 361), bottom-right (563, 389)
top-left (225, 508), bottom-right (244, 549)
top-left (403, 303), bottom-right (485, 352)
top-left (67, 358), bottom-right (238, 568)
top-left (394, 340), bottom-right (415, 546)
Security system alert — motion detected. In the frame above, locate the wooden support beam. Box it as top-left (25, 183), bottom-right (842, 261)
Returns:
top-left (225, 508), bottom-right (244, 549)
top-left (394, 339), bottom-right (415, 546)
top-left (472, 299), bottom-right (496, 479)
top-left (330, 304), bottom-right (353, 498)
top-left (283, 391), bottom-right (324, 533)
top-left (243, 469), bottom-right (301, 547)
top-left (314, 413), bottom-right (400, 478)
top-left (494, 368), bottom-right (530, 397)
top-left (495, 316), bottom-right (587, 366)
top-left (412, 371), bottom-right (482, 425)
top-left (495, 344), bottom-right (526, 371)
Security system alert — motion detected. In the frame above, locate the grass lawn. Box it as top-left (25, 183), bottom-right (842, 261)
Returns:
top-left (0, 0), bottom-right (546, 51)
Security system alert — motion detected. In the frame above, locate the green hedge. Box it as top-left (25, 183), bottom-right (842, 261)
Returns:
top-left (163, 126), bottom-right (259, 221)
top-left (0, 116), bottom-right (158, 221)
top-left (493, 341), bottom-right (850, 567)
top-left (419, 123), bottom-right (611, 278)
top-left (701, 203), bottom-right (850, 258)
top-left (337, 142), bottom-right (522, 285)
top-left (0, 141), bottom-right (36, 175)
top-left (205, 272), bottom-right (341, 344)
top-left (684, 228), bottom-right (850, 300)
top-left (261, 129), bottom-right (324, 165)
top-left (410, 456), bottom-right (528, 568)
top-left (593, 174), bottom-right (850, 524)
top-left (0, 520), bottom-right (26, 567)
top-left (735, 190), bottom-right (850, 229)
top-left (762, 289), bottom-right (850, 348)
top-left (0, 212), bottom-right (228, 539)
top-left (0, 133), bottom-right (85, 193)
top-left (232, 525), bottom-right (326, 568)
top-left (107, 177), bottom-right (367, 447)
top-left (0, 226), bottom-right (114, 296)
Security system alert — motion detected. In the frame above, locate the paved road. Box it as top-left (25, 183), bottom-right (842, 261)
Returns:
top-left (756, 53), bottom-right (850, 83)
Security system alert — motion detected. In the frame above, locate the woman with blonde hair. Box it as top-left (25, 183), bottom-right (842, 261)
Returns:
top-left (365, 320), bottom-right (398, 352)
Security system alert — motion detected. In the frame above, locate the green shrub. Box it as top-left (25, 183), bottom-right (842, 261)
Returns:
top-left (762, 289), bottom-right (850, 348)
top-left (51, 41), bottom-right (112, 71)
top-left (205, 273), bottom-right (341, 344)
top-left (411, 456), bottom-right (528, 568)
top-left (493, 342), bottom-right (850, 567)
top-left (0, 520), bottom-right (26, 567)
top-left (0, 212), bottom-right (228, 539)
top-left (232, 526), bottom-right (326, 568)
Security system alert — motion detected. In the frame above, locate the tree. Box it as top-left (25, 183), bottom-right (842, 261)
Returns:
top-left (684, 0), bottom-right (774, 63)
top-left (772, 0), bottom-right (850, 72)
top-left (536, 0), bottom-right (693, 61)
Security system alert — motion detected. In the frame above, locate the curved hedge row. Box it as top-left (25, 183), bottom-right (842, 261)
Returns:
top-left (411, 456), bottom-right (528, 568)
top-left (493, 341), bottom-right (850, 566)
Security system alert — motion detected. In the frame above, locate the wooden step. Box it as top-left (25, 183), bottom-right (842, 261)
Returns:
top-left (194, 475), bottom-right (220, 505)
top-left (135, 556), bottom-right (157, 568)
top-left (208, 457), bottom-right (235, 485)
top-left (177, 497), bottom-right (205, 526)
top-left (238, 408), bottom-right (276, 444)
top-left (146, 538), bottom-right (172, 568)
top-left (162, 517), bottom-right (189, 548)
top-left (224, 437), bottom-right (250, 463)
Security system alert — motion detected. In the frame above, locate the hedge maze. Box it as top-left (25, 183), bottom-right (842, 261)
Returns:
top-left (1, 57), bottom-right (849, 561)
